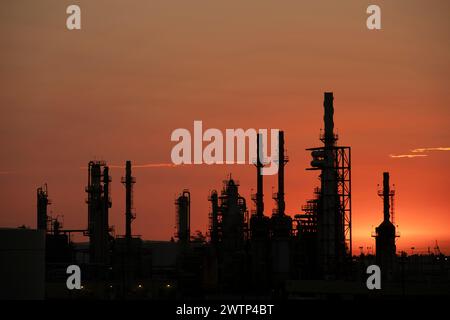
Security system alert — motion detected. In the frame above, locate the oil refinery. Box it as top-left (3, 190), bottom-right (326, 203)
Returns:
top-left (1, 92), bottom-right (448, 300)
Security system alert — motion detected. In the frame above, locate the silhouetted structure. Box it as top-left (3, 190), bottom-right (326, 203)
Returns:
top-left (175, 190), bottom-right (191, 244)
top-left (208, 190), bottom-right (220, 246)
top-left (373, 172), bottom-right (397, 280)
top-left (249, 133), bottom-right (271, 288)
top-left (26, 92), bottom-right (450, 300)
top-left (212, 178), bottom-right (248, 251)
top-left (122, 160), bottom-right (136, 244)
top-left (208, 178), bottom-right (249, 291)
top-left (305, 92), bottom-right (352, 279)
top-left (112, 161), bottom-right (143, 296)
top-left (86, 161), bottom-right (112, 265)
top-left (37, 184), bottom-right (50, 231)
top-left (35, 186), bottom-right (74, 269)
top-left (270, 131), bottom-right (292, 286)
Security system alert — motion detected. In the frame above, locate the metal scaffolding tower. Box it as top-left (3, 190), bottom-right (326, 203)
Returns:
top-left (306, 92), bottom-right (352, 278)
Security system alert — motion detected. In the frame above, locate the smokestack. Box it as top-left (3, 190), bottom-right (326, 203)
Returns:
top-left (209, 190), bottom-right (219, 244)
top-left (123, 160), bottom-right (135, 240)
top-left (37, 184), bottom-right (49, 231)
top-left (323, 92), bottom-right (335, 147)
top-left (277, 131), bottom-right (286, 216)
top-left (87, 161), bottom-right (111, 264)
top-left (256, 133), bottom-right (264, 216)
top-left (103, 165), bottom-right (110, 231)
top-left (176, 190), bottom-right (191, 244)
top-left (383, 172), bottom-right (390, 222)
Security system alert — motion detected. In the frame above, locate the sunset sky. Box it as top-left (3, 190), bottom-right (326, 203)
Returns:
top-left (0, 0), bottom-right (449, 254)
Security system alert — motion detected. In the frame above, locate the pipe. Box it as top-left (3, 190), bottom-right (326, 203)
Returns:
top-left (277, 131), bottom-right (285, 216)
top-left (324, 92), bottom-right (335, 147)
top-left (103, 165), bottom-right (110, 234)
top-left (256, 133), bottom-right (264, 216)
top-left (125, 160), bottom-right (132, 240)
top-left (383, 172), bottom-right (390, 222)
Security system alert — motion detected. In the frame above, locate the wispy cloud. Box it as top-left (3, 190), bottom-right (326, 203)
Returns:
top-left (110, 163), bottom-right (180, 169)
top-left (411, 147), bottom-right (450, 153)
top-left (0, 171), bottom-right (12, 175)
top-left (389, 154), bottom-right (428, 159)
top-left (390, 146), bottom-right (449, 159)
top-left (80, 163), bottom-right (182, 170)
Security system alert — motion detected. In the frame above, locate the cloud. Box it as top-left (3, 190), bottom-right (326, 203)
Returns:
top-left (411, 147), bottom-right (450, 153)
top-left (0, 171), bottom-right (12, 175)
top-left (109, 163), bottom-right (181, 169)
top-left (80, 163), bottom-right (181, 170)
top-left (130, 163), bottom-right (180, 168)
top-left (389, 154), bottom-right (428, 159)
top-left (390, 146), bottom-right (449, 159)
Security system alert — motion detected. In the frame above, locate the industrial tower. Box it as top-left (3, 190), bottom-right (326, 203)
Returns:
top-left (37, 184), bottom-right (50, 231)
top-left (121, 160), bottom-right (136, 245)
top-left (208, 177), bottom-right (249, 290)
top-left (270, 131), bottom-right (292, 283)
top-left (373, 172), bottom-right (398, 280)
top-left (175, 190), bottom-right (191, 244)
top-left (306, 92), bottom-right (352, 279)
top-left (86, 161), bottom-right (112, 265)
top-left (250, 133), bottom-right (271, 287)
top-left (209, 178), bottom-right (248, 251)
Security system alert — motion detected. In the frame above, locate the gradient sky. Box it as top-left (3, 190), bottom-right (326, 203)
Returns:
top-left (1, 0), bottom-right (449, 254)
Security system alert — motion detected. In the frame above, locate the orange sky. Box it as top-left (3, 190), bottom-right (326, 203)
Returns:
top-left (0, 0), bottom-right (449, 254)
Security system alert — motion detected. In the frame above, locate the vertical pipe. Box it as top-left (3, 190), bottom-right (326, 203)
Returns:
top-left (210, 191), bottom-right (219, 244)
top-left (103, 165), bottom-right (110, 264)
top-left (185, 191), bottom-right (191, 243)
top-left (321, 92), bottom-right (339, 277)
top-left (256, 133), bottom-right (264, 216)
top-left (125, 161), bottom-right (132, 240)
top-left (324, 92), bottom-right (335, 147)
top-left (103, 165), bottom-right (110, 233)
top-left (177, 190), bottom-right (191, 244)
top-left (87, 162), bottom-right (91, 234)
top-left (37, 185), bottom-right (49, 231)
top-left (383, 172), bottom-right (390, 222)
top-left (277, 131), bottom-right (285, 216)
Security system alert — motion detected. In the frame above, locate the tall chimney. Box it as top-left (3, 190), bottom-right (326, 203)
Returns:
top-left (103, 165), bottom-right (110, 237)
top-left (323, 92), bottom-right (335, 147)
top-left (383, 172), bottom-right (390, 222)
top-left (256, 133), bottom-right (264, 216)
top-left (123, 160), bottom-right (135, 240)
top-left (277, 131), bottom-right (286, 216)
top-left (87, 161), bottom-right (111, 264)
top-left (37, 184), bottom-right (49, 231)
top-left (209, 190), bottom-right (219, 244)
top-left (176, 190), bottom-right (191, 244)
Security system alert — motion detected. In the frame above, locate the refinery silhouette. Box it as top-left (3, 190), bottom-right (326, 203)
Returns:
top-left (1, 92), bottom-right (449, 300)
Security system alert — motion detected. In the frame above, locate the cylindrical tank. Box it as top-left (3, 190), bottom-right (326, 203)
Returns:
top-left (175, 190), bottom-right (190, 244)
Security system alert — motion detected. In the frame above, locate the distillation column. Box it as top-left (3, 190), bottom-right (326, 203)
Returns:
top-left (86, 161), bottom-right (112, 265)
top-left (122, 160), bottom-right (136, 243)
top-left (320, 92), bottom-right (341, 278)
top-left (308, 92), bottom-right (349, 278)
top-left (175, 190), bottom-right (191, 245)
top-left (37, 184), bottom-right (50, 232)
